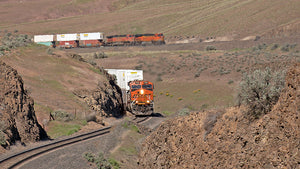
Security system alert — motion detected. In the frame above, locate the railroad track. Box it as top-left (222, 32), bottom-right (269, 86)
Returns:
top-left (0, 127), bottom-right (111, 169)
top-left (131, 116), bottom-right (151, 124)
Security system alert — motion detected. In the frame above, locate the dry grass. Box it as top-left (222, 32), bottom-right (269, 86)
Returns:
top-left (0, 0), bottom-right (299, 39)
top-left (0, 44), bottom-right (106, 132)
top-left (85, 43), bottom-right (299, 113)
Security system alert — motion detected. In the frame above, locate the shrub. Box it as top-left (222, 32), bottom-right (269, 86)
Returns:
top-left (135, 64), bottom-right (143, 70)
top-left (271, 44), bottom-right (279, 50)
top-left (108, 158), bottom-right (120, 169)
top-left (228, 80), bottom-right (234, 84)
top-left (156, 75), bottom-right (162, 81)
top-left (50, 111), bottom-right (75, 121)
top-left (258, 43), bottom-right (267, 50)
top-left (83, 152), bottom-right (114, 169)
top-left (1, 33), bottom-right (31, 53)
top-left (46, 48), bottom-right (53, 55)
top-left (237, 68), bottom-right (285, 119)
top-left (0, 131), bottom-right (6, 146)
top-left (281, 44), bottom-right (290, 52)
top-left (162, 111), bottom-right (175, 116)
top-left (94, 51), bottom-right (108, 59)
top-left (178, 108), bottom-right (190, 116)
top-left (206, 46), bottom-right (216, 51)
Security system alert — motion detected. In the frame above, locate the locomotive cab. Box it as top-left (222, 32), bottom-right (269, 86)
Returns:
top-left (128, 80), bottom-right (154, 115)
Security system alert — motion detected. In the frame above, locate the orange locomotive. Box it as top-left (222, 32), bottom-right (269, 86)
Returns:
top-left (105, 33), bottom-right (165, 46)
top-left (134, 33), bottom-right (165, 45)
top-left (105, 34), bottom-right (135, 46)
top-left (128, 80), bottom-right (154, 115)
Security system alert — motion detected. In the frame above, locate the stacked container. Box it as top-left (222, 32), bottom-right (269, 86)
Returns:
top-left (56, 33), bottom-right (79, 48)
top-left (105, 69), bottom-right (143, 91)
top-left (79, 32), bottom-right (104, 47)
top-left (105, 69), bottom-right (143, 105)
top-left (33, 35), bottom-right (54, 47)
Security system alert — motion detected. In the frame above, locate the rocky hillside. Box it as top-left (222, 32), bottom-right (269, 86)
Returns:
top-left (74, 66), bottom-right (124, 118)
top-left (138, 63), bottom-right (299, 168)
top-left (0, 61), bottom-right (48, 149)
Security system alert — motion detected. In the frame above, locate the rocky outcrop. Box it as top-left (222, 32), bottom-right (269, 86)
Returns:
top-left (138, 63), bottom-right (299, 168)
top-left (82, 68), bottom-right (124, 118)
top-left (0, 61), bottom-right (47, 148)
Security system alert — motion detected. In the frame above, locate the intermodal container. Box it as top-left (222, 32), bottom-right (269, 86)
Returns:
top-left (105, 69), bottom-right (143, 91)
top-left (56, 33), bottom-right (78, 41)
top-left (34, 35), bottom-right (54, 42)
top-left (79, 32), bottom-right (103, 40)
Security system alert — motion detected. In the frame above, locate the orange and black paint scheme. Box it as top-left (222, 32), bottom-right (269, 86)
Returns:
top-left (128, 80), bottom-right (154, 115)
top-left (134, 33), bottom-right (165, 45)
top-left (105, 33), bottom-right (165, 46)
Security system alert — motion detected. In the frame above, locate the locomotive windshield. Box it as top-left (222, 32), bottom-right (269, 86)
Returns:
top-left (142, 84), bottom-right (153, 90)
top-left (131, 85), bottom-right (141, 91)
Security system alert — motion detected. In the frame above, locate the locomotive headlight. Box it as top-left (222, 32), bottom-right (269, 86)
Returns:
top-left (146, 100), bottom-right (150, 103)
top-left (140, 89), bottom-right (144, 94)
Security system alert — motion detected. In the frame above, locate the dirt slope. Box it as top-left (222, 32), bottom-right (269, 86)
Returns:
top-left (0, 45), bottom-right (124, 135)
top-left (138, 63), bottom-right (299, 168)
top-left (0, 61), bottom-right (48, 149)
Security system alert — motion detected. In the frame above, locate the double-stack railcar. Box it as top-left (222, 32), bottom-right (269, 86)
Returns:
top-left (56, 33), bottom-right (79, 48)
top-left (79, 32), bottom-right (104, 47)
top-left (33, 35), bottom-right (55, 47)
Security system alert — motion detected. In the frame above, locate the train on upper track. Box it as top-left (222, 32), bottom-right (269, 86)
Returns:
top-left (34, 32), bottom-right (165, 48)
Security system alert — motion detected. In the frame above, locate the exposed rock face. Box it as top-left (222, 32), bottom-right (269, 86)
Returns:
top-left (138, 63), bottom-right (299, 168)
top-left (83, 68), bottom-right (124, 117)
top-left (0, 61), bottom-right (47, 147)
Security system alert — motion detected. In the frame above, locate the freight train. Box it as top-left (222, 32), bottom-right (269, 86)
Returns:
top-left (105, 69), bottom-right (154, 116)
top-left (34, 32), bottom-right (165, 48)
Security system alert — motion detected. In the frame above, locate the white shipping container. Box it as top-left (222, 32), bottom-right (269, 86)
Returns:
top-left (56, 33), bottom-right (78, 41)
top-left (80, 32), bottom-right (103, 40)
top-left (105, 69), bottom-right (143, 91)
top-left (34, 35), bottom-right (54, 42)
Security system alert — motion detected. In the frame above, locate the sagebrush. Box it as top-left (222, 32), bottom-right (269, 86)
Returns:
top-left (237, 67), bottom-right (285, 119)
top-left (83, 152), bottom-right (119, 169)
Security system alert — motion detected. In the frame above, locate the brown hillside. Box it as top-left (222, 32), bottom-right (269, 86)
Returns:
top-left (0, 0), bottom-right (114, 25)
top-left (0, 0), bottom-right (299, 39)
top-left (138, 63), bottom-right (299, 168)
top-left (0, 45), bottom-right (124, 138)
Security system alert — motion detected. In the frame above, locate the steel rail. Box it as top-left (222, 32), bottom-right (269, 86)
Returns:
top-left (0, 126), bottom-right (111, 169)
